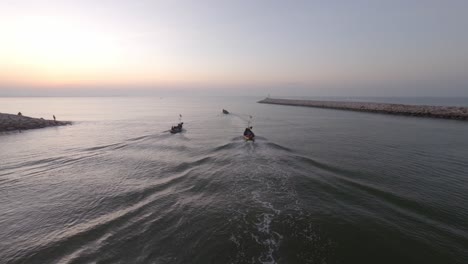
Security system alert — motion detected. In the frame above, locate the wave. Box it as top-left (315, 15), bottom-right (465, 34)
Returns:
top-left (2, 110), bottom-right (467, 264)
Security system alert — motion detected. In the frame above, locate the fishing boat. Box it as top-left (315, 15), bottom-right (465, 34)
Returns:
top-left (243, 115), bottom-right (255, 141)
top-left (170, 114), bottom-right (184, 134)
top-left (170, 122), bottom-right (183, 134)
top-left (222, 109), bottom-right (229, 114)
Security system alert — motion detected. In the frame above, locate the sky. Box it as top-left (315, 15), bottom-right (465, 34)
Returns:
top-left (0, 0), bottom-right (467, 97)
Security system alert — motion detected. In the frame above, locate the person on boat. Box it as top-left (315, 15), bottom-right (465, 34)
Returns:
top-left (244, 127), bottom-right (255, 138)
top-left (249, 127), bottom-right (255, 137)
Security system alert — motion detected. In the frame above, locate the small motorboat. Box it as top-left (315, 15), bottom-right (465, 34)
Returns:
top-left (222, 109), bottom-right (229, 114)
top-left (243, 116), bottom-right (255, 141)
top-left (243, 126), bottom-right (255, 141)
top-left (170, 122), bottom-right (184, 134)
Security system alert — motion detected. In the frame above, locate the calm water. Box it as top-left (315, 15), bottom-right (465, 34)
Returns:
top-left (1, 97), bottom-right (468, 264)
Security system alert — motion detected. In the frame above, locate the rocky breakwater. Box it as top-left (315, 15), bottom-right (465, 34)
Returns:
top-left (0, 113), bottom-right (72, 132)
top-left (258, 98), bottom-right (468, 120)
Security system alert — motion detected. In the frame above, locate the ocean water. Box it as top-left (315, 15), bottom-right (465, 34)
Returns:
top-left (1, 96), bottom-right (468, 264)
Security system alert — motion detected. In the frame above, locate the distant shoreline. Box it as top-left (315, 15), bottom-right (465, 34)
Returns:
top-left (258, 98), bottom-right (468, 120)
top-left (0, 113), bottom-right (71, 132)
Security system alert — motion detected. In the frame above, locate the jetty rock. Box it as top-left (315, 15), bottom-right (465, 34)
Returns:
top-left (258, 98), bottom-right (468, 120)
top-left (0, 113), bottom-right (72, 132)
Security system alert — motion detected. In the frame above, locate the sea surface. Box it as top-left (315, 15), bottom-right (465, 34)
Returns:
top-left (1, 96), bottom-right (468, 264)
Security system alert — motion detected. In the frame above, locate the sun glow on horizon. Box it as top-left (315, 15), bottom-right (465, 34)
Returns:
top-left (1, 1), bottom-right (467, 96)
top-left (0, 16), bottom-right (135, 84)
top-left (0, 15), bottom-right (303, 87)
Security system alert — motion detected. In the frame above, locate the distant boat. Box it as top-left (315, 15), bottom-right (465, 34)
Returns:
top-left (222, 109), bottom-right (229, 114)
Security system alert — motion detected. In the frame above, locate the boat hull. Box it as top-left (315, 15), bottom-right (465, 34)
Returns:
top-left (244, 136), bottom-right (255, 141)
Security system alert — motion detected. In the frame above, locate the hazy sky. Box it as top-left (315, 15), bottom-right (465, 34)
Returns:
top-left (1, 0), bottom-right (467, 96)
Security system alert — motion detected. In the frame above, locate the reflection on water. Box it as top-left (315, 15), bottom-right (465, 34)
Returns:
top-left (1, 97), bottom-right (468, 263)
